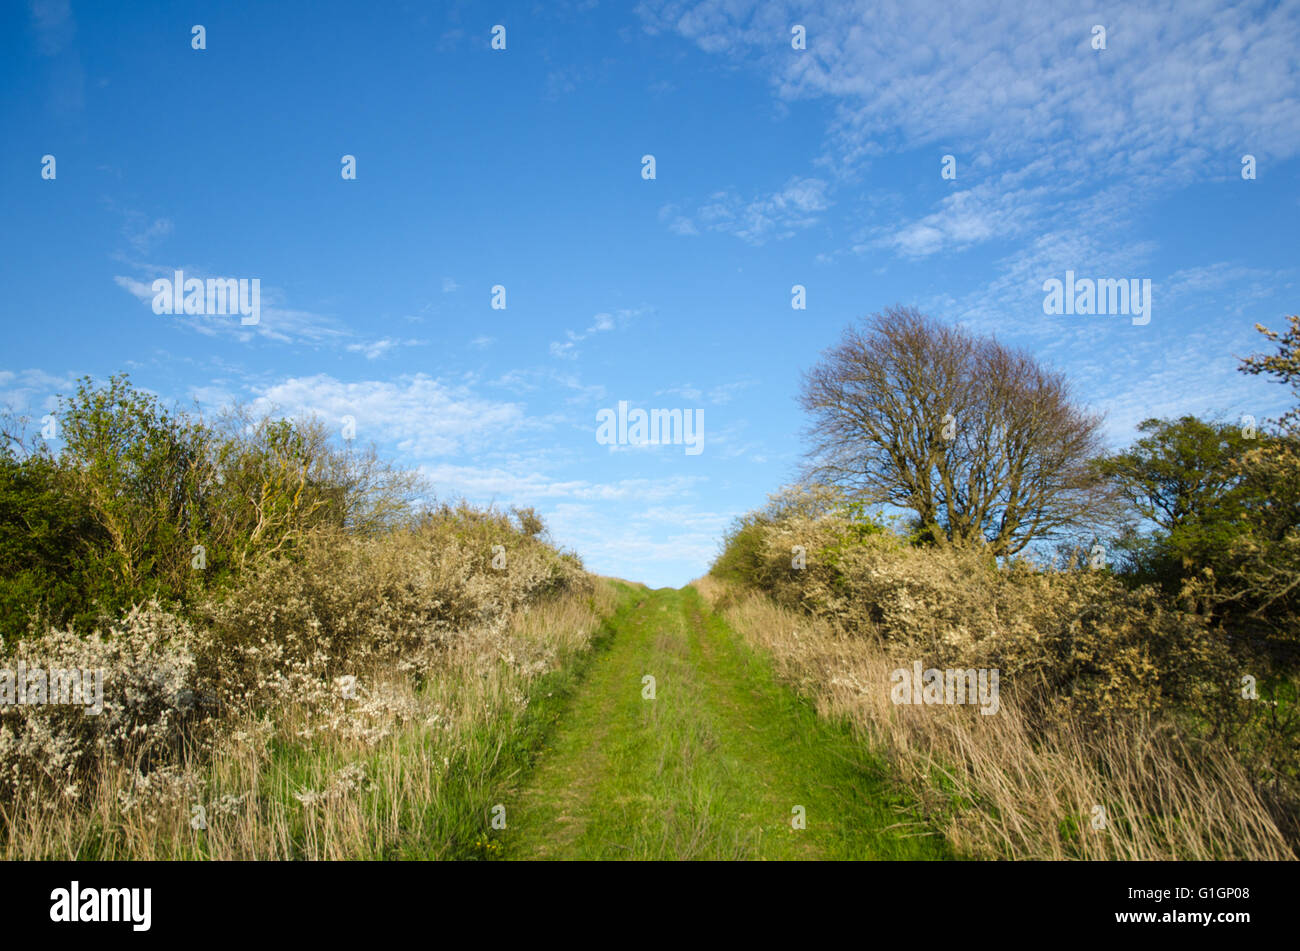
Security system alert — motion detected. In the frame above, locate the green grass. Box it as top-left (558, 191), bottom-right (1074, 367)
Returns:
top-left (499, 586), bottom-right (950, 860)
top-left (103, 582), bottom-right (949, 860)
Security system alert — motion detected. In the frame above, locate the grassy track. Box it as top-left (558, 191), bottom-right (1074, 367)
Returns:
top-left (500, 585), bottom-right (950, 860)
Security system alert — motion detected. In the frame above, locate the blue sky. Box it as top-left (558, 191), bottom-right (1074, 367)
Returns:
top-left (2, 0), bottom-right (1297, 587)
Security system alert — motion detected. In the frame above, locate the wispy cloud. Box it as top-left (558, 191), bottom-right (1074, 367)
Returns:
top-left (640, 0), bottom-right (1300, 299)
top-left (549, 308), bottom-right (643, 360)
top-left (871, 179), bottom-right (1051, 258)
top-left (657, 380), bottom-right (757, 404)
top-left (114, 271), bottom-right (352, 346)
top-left (0, 367), bottom-right (82, 416)
top-left (660, 176), bottom-right (830, 244)
top-left (641, 0), bottom-right (1300, 178)
top-left (249, 374), bottom-right (536, 457)
top-left (418, 464), bottom-right (705, 503)
top-left (121, 213), bottom-right (174, 255)
top-left (346, 337), bottom-right (427, 360)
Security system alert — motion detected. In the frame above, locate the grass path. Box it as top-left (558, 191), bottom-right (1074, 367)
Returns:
top-left (499, 584), bottom-right (950, 860)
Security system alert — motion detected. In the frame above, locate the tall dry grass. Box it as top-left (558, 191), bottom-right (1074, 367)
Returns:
top-left (694, 574), bottom-right (1295, 860)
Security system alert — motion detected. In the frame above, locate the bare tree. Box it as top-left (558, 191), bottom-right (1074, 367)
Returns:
top-left (799, 307), bottom-right (1114, 556)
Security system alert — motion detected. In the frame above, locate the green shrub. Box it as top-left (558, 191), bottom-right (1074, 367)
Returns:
top-left (0, 375), bottom-right (427, 643)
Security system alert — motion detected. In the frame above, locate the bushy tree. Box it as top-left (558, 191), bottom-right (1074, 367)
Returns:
top-left (57, 374), bottom-right (213, 597)
top-left (799, 307), bottom-right (1115, 556)
top-left (1097, 416), bottom-right (1257, 592)
top-left (0, 375), bottom-right (425, 643)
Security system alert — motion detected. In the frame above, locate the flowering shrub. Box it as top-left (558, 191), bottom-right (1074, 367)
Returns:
top-left (0, 505), bottom-right (588, 805)
top-left (0, 603), bottom-right (201, 801)
top-left (719, 509), bottom-right (1232, 720)
top-left (191, 509), bottom-right (585, 718)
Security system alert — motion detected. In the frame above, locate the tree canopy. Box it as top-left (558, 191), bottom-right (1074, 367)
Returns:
top-left (799, 307), bottom-right (1113, 556)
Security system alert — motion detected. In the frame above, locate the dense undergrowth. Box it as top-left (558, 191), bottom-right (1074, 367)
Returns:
top-left (705, 486), bottom-right (1299, 860)
top-left (0, 375), bottom-right (609, 858)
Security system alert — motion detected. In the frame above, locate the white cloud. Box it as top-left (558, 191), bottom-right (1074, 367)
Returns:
top-left (122, 214), bottom-right (173, 255)
top-left (655, 380), bottom-right (757, 404)
top-left (345, 337), bottom-right (426, 360)
top-left (1161, 262), bottom-right (1287, 315)
top-left (549, 340), bottom-right (578, 360)
top-left (114, 270), bottom-right (352, 346)
top-left (641, 0), bottom-right (1300, 285)
top-left (661, 176), bottom-right (831, 244)
top-left (548, 308), bottom-right (644, 360)
top-left (641, 1), bottom-right (1300, 178)
top-left (418, 464), bottom-right (705, 503)
top-left (113, 275), bottom-right (153, 299)
top-left (875, 181), bottom-right (1048, 258)
top-left (0, 368), bottom-right (81, 417)
top-left (248, 374), bottom-right (534, 457)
